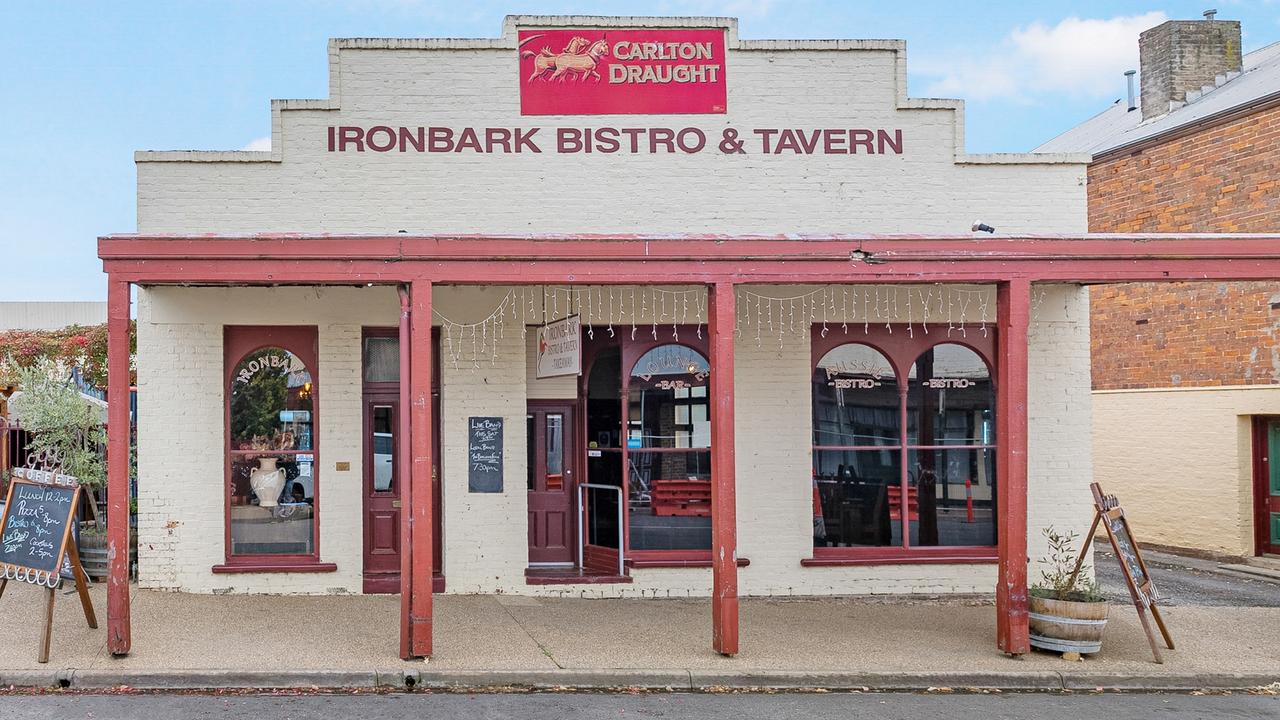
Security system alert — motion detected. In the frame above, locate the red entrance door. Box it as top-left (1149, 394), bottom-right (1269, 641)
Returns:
top-left (528, 401), bottom-right (576, 565)
top-left (363, 395), bottom-right (401, 590)
top-left (362, 329), bottom-right (443, 593)
top-left (1255, 418), bottom-right (1280, 556)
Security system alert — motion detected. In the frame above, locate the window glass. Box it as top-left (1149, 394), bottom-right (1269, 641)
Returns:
top-left (628, 450), bottom-right (712, 551)
top-left (811, 336), bottom-right (997, 554)
top-left (372, 405), bottom-right (395, 492)
top-left (907, 344), bottom-right (994, 446)
top-left (627, 344), bottom-right (712, 551)
top-left (813, 344), bottom-right (899, 446)
top-left (363, 337), bottom-right (399, 383)
top-left (628, 345), bottom-right (711, 449)
top-left (230, 348), bottom-right (313, 452)
top-left (906, 448), bottom-right (997, 547)
top-left (546, 413), bottom-right (564, 491)
top-left (526, 413), bottom-right (536, 492)
top-left (228, 346), bottom-right (315, 556)
top-left (813, 449), bottom-right (902, 547)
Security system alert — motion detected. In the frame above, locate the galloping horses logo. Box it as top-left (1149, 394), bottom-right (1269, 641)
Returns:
top-left (517, 28), bottom-right (728, 115)
top-left (520, 34), bottom-right (611, 83)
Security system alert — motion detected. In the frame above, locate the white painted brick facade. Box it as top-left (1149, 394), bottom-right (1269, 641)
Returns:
top-left (130, 16), bottom-right (1092, 596)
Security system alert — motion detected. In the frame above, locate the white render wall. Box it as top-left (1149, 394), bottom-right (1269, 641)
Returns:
top-left (130, 15), bottom-right (1091, 596)
top-left (1093, 385), bottom-right (1275, 557)
top-left (135, 283), bottom-right (1091, 596)
top-left (135, 18), bottom-right (1086, 236)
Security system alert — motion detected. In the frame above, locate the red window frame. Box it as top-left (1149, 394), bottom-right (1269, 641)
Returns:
top-left (215, 325), bottom-right (334, 574)
top-left (582, 327), bottom-right (719, 566)
top-left (805, 325), bottom-right (998, 566)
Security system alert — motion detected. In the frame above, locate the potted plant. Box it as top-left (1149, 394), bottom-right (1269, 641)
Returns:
top-left (9, 358), bottom-right (130, 579)
top-left (1029, 526), bottom-right (1109, 655)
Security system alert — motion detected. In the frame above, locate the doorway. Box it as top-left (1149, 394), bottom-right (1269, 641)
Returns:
top-left (361, 328), bottom-right (444, 593)
top-left (527, 401), bottom-right (577, 565)
top-left (1254, 417), bottom-right (1280, 556)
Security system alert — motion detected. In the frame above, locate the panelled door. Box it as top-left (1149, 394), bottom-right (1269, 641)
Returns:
top-left (1260, 420), bottom-right (1280, 556)
top-left (528, 401), bottom-right (577, 564)
top-left (363, 394), bottom-right (402, 589)
top-left (361, 328), bottom-right (444, 594)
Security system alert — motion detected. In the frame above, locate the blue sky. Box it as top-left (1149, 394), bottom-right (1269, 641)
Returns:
top-left (3, 1), bottom-right (1278, 301)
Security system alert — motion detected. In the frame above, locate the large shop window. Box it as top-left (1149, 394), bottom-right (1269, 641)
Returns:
top-left (220, 326), bottom-right (330, 572)
top-left (627, 344), bottom-right (712, 553)
top-left (811, 331), bottom-right (996, 563)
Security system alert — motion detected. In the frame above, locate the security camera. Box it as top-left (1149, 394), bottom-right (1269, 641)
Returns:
top-left (972, 221), bottom-right (996, 234)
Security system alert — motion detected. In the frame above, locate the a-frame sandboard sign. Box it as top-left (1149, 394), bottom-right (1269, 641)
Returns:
top-left (0, 450), bottom-right (98, 663)
top-left (1070, 482), bottom-right (1174, 663)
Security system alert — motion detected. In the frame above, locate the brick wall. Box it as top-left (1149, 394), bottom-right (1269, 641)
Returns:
top-left (1088, 104), bottom-right (1280, 390)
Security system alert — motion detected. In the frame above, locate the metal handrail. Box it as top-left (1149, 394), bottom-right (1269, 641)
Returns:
top-left (577, 482), bottom-right (625, 576)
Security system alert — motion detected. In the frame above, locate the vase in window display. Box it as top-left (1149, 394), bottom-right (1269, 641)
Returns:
top-left (250, 457), bottom-right (286, 508)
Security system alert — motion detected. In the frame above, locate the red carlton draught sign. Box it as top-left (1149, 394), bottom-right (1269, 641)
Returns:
top-left (518, 29), bottom-right (727, 115)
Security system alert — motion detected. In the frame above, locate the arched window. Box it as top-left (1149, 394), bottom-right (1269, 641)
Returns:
top-left (627, 344), bottom-right (711, 551)
top-left (224, 326), bottom-right (320, 566)
top-left (811, 344), bottom-right (901, 548)
top-left (906, 343), bottom-right (996, 547)
top-left (810, 333), bottom-right (998, 558)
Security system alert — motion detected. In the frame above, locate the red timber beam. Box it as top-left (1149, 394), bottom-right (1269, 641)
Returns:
top-left (995, 279), bottom-right (1031, 656)
top-left (708, 282), bottom-right (739, 656)
top-left (106, 278), bottom-right (132, 655)
top-left (99, 233), bottom-right (1280, 285)
top-left (407, 280), bottom-right (435, 657)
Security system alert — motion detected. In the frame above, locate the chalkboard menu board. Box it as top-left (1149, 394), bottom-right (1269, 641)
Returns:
top-left (1088, 481), bottom-right (1174, 663)
top-left (0, 479), bottom-right (78, 587)
top-left (468, 417), bottom-right (504, 493)
top-left (1106, 515), bottom-right (1148, 590)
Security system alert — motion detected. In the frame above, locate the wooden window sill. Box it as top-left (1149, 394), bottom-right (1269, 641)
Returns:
top-left (213, 561), bottom-right (338, 574)
top-left (627, 558), bottom-right (751, 569)
top-left (802, 552), bottom-right (997, 567)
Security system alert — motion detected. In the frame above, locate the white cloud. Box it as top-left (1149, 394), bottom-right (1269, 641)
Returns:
top-left (241, 137), bottom-right (272, 152)
top-left (917, 12), bottom-right (1167, 102)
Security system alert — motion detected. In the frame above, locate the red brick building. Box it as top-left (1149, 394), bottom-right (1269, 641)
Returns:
top-left (1039, 14), bottom-right (1280, 558)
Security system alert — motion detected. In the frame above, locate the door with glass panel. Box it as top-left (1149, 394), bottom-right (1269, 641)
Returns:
top-left (1258, 419), bottom-right (1280, 556)
top-left (361, 328), bottom-right (443, 594)
top-left (527, 401), bottom-right (576, 565)
top-left (363, 395), bottom-right (401, 590)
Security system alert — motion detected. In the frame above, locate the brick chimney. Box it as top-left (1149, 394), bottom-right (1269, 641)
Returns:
top-left (1138, 14), bottom-right (1242, 120)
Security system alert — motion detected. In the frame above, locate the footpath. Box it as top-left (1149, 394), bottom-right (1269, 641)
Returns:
top-left (0, 584), bottom-right (1277, 692)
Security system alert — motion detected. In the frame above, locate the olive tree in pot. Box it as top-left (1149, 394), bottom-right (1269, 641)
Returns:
top-left (1029, 526), bottom-right (1108, 655)
top-left (9, 359), bottom-right (128, 579)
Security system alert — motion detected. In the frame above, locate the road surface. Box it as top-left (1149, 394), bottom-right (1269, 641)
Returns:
top-left (1093, 547), bottom-right (1280, 607)
top-left (1, 691), bottom-right (1277, 719)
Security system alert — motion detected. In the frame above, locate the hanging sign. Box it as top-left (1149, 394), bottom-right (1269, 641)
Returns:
top-left (536, 315), bottom-right (582, 379)
top-left (518, 28), bottom-right (727, 115)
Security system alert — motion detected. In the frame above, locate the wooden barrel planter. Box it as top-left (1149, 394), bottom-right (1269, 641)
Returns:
top-left (77, 530), bottom-right (138, 581)
top-left (1029, 596), bottom-right (1109, 654)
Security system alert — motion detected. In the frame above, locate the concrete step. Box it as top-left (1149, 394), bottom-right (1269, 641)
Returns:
top-left (1217, 561), bottom-right (1280, 583)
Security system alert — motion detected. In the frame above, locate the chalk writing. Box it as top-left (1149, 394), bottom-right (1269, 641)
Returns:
top-left (468, 417), bottom-right (504, 493)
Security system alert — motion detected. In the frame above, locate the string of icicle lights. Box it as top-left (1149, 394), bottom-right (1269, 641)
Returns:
top-left (432, 284), bottom-right (1052, 368)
